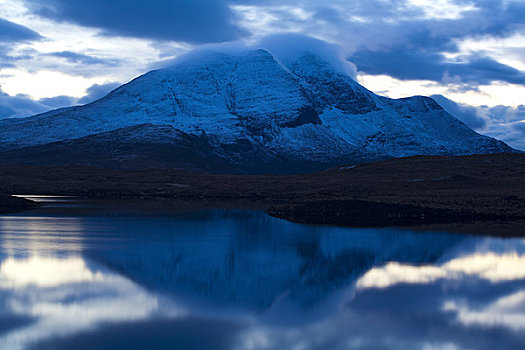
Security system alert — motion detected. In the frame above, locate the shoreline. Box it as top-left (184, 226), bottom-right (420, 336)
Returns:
top-left (0, 194), bottom-right (41, 214)
top-left (1, 153), bottom-right (524, 236)
top-left (4, 194), bottom-right (524, 237)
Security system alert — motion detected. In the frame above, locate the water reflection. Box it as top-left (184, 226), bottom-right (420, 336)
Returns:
top-left (357, 251), bottom-right (525, 289)
top-left (0, 255), bottom-right (167, 350)
top-left (0, 199), bottom-right (524, 349)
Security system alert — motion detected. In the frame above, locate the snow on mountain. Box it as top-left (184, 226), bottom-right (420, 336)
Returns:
top-left (0, 49), bottom-right (514, 173)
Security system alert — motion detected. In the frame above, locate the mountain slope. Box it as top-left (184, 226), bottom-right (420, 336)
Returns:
top-left (0, 49), bottom-right (514, 173)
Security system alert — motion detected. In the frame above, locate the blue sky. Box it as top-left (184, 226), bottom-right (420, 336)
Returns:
top-left (0, 0), bottom-right (524, 149)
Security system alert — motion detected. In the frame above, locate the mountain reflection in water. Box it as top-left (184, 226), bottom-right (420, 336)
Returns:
top-left (0, 198), bottom-right (524, 350)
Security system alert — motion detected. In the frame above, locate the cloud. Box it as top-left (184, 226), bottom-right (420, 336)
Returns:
top-left (350, 50), bottom-right (525, 86)
top-left (357, 252), bottom-right (525, 290)
top-left (432, 94), bottom-right (525, 151)
top-left (24, 0), bottom-right (248, 44)
top-left (39, 95), bottom-right (77, 108)
top-left (160, 34), bottom-right (358, 78)
top-left (0, 87), bottom-right (51, 119)
top-left (0, 104), bottom-right (16, 119)
top-left (230, 1), bottom-right (525, 89)
top-left (0, 51), bottom-right (16, 69)
top-left (238, 0), bottom-right (525, 42)
top-left (344, 0), bottom-right (525, 87)
top-left (0, 47), bottom-right (38, 70)
top-left (256, 34), bottom-right (357, 78)
top-left (48, 51), bottom-right (120, 66)
top-left (482, 118), bottom-right (525, 151)
top-left (491, 127), bottom-right (525, 151)
top-left (0, 17), bottom-right (42, 43)
top-left (488, 104), bottom-right (525, 123)
top-left (513, 121), bottom-right (525, 134)
top-left (431, 94), bottom-right (487, 129)
top-left (0, 18), bottom-right (42, 69)
top-left (78, 82), bottom-right (120, 104)
top-left (0, 81), bottom-right (120, 119)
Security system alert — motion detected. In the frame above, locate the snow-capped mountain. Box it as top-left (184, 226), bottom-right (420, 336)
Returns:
top-left (0, 49), bottom-right (514, 173)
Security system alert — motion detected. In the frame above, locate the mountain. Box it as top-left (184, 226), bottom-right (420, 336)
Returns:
top-left (0, 49), bottom-right (514, 173)
top-left (83, 210), bottom-right (463, 309)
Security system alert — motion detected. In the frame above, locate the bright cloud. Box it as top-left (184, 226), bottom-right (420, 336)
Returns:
top-left (0, 256), bottom-right (103, 288)
top-left (356, 252), bottom-right (525, 290)
top-left (444, 291), bottom-right (525, 332)
top-left (0, 69), bottom-right (99, 99)
top-left (407, 0), bottom-right (477, 20)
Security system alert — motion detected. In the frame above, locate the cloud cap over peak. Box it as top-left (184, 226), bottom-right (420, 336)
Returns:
top-left (256, 34), bottom-right (358, 78)
top-left (162, 34), bottom-right (358, 79)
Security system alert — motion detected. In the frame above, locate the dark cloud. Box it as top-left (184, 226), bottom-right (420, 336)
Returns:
top-left (513, 121), bottom-right (525, 135)
top-left (48, 51), bottom-right (120, 66)
top-left (458, 55), bottom-right (525, 85)
top-left (0, 18), bottom-right (41, 68)
top-left (24, 0), bottom-right (248, 44)
top-left (0, 105), bottom-right (16, 119)
top-left (352, 50), bottom-right (445, 81)
top-left (39, 95), bottom-right (77, 108)
top-left (311, 6), bottom-right (345, 25)
top-left (0, 17), bottom-right (42, 43)
top-left (30, 317), bottom-right (242, 350)
top-left (351, 50), bottom-right (525, 86)
top-left (78, 82), bottom-right (120, 104)
top-left (0, 88), bottom-right (51, 119)
top-left (472, 0), bottom-right (525, 37)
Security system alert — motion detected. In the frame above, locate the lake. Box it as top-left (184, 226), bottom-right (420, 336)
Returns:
top-left (0, 197), bottom-right (524, 349)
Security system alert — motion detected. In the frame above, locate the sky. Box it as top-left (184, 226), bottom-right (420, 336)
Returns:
top-left (0, 0), bottom-right (524, 149)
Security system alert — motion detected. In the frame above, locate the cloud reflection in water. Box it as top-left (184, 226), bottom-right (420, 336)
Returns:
top-left (0, 202), bottom-right (524, 349)
top-left (0, 254), bottom-right (171, 350)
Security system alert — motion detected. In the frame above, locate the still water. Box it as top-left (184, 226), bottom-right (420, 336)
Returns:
top-left (0, 197), bottom-right (524, 349)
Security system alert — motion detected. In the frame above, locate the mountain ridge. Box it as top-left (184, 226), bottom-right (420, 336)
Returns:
top-left (0, 49), bottom-right (515, 173)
